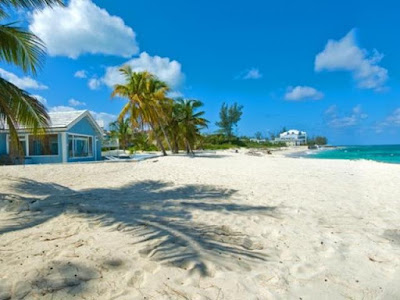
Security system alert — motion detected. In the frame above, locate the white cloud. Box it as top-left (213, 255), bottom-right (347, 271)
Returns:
top-left (239, 68), bottom-right (263, 80)
top-left (49, 106), bottom-right (116, 128)
top-left (68, 98), bottom-right (86, 107)
top-left (385, 108), bottom-right (400, 125)
top-left (0, 68), bottom-right (48, 90)
top-left (99, 52), bottom-right (184, 89)
top-left (284, 86), bottom-right (324, 101)
top-left (325, 104), bottom-right (368, 128)
top-left (29, 0), bottom-right (139, 59)
top-left (32, 94), bottom-right (47, 105)
top-left (168, 91), bottom-right (183, 98)
top-left (324, 105), bottom-right (338, 115)
top-left (90, 111), bottom-right (117, 128)
top-left (375, 108), bottom-right (400, 133)
top-left (88, 78), bottom-right (101, 90)
top-left (315, 29), bottom-right (388, 91)
top-left (74, 70), bottom-right (87, 79)
top-left (329, 115), bottom-right (358, 128)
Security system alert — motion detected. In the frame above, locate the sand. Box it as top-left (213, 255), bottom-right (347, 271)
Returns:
top-left (0, 150), bottom-right (399, 299)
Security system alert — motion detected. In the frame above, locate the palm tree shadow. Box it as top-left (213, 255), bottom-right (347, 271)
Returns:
top-left (2, 178), bottom-right (278, 276)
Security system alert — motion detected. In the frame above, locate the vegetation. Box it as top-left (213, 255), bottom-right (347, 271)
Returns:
top-left (0, 0), bottom-right (63, 157)
top-left (129, 132), bottom-right (158, 153)
top-left (200, 134), bottom-right (285, 150)
top-left (111, 70), bottom-right (325, 154)
top-left (167, 98), bottom-right (208, 154)
top-left (112, 70), bottom-right (208, 155)
top-left (112, 67), bottom-right (172, 156)
top-left (215, 102), bottom-right (243, 138)
top-left (109, 118), bottom-right (132, 150)
top-left (307, 136), bottom-right (328, 146)
top-left (254, 131), bottom-right (263, 140)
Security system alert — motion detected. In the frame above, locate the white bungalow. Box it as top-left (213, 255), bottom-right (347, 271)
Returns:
top-left (274, 129), bottom-right (307, 146)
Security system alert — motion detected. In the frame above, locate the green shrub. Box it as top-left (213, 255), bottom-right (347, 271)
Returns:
top-left (129, 144), bottom-right (158, 153)
top-left (202, 143), bottom-right (237, 150)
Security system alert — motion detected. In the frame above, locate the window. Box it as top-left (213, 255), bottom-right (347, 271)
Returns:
top-left (68, 135), bottom-right (93, 158)
top-left (9, 135), bottom-right (27, 156)
top-left (29, 134), bottom-right (59, 156)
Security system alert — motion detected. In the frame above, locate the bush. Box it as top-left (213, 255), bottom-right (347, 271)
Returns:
top-left (129, 144), bottom-right (158, 153)
top-left (202, 134), bottom-right (246, 147)
top-left (202, 143), bottom-right (238, 150)
top-left (200, 133), bottom-right (287, 149)
top-left (308, 136), bottom-right (328, 146)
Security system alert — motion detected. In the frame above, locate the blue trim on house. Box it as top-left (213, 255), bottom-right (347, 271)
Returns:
top-left (67, 117), bottom-right (101, 163)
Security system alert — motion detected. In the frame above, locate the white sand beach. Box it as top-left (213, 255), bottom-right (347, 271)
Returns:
top-left (1, 152), bottom-right (400, 299)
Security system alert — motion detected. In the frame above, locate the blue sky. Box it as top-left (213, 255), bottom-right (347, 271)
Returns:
top-left (1, 0), bottom-right (400, 145)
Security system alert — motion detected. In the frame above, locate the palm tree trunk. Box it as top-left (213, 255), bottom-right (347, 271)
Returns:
top-left (173, 139), bottom-right (179, 154)
top-left (149, 122), bottom-right (167, 156)
top-left (156, 118), bottom-right (173, 153)
top-left (185, 139), bottom-right (194, 155)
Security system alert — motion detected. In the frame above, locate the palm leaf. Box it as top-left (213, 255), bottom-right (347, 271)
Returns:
top-left (0, 77), bottom-right (49, 132)
top-left (0, 0), bottom-right (63, 18)
top-left (0, 23), bottom-right (45, 74)
top-left (0, 77), bottom-right (49, 157)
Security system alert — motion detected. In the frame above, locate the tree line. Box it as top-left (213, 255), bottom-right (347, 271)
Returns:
top-left (108, 69), bottom-right (329, 154)
top-left (108, 67), bottom-right (209, 155)
top-left (108, 67), bottom-right (248, 155)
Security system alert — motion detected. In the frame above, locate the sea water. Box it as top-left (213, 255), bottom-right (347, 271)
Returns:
top-left (305, 145), bottom-right (400, 164)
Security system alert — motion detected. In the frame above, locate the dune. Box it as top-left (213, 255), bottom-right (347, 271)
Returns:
top-left (0, 151), bottom-right (399, 299)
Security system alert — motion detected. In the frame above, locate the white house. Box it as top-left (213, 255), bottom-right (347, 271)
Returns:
top-left (274, 129), bottom-right (307, 146)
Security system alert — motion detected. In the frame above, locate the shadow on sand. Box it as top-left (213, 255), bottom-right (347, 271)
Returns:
top-left (1, 178), bottom-right (278, 279)
top-left (188, 154), bottom-right (230, 159)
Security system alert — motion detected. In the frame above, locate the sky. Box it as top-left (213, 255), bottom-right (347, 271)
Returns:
top-left (1, 0), bottom-right (400, 145)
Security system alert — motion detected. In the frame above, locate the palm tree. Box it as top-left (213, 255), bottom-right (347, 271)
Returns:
top-left (166, 102), bottom-right (182, 153)
top-left (145, 78), bottom-right (174, 153)
top-left (109, 118), bottom-right (132, 151)
top-left (0, 0), bottom-right (63, 155)
top-left (111, 67), bottom-right (171, 156)
top-left (172, 98), bottom-right (208, 154)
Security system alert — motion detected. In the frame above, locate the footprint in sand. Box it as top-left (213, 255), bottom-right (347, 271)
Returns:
top-left (289, 262), bottom-right (325, 281)
top-left (127, 270), bottom-right (145, 288)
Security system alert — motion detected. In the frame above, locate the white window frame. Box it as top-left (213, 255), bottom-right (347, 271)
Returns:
top-left (6, 134), bottom-right (59, 157)
top-left (68, 133), bottom-right (94, 159)
top-left (28, 134), bottom-right (59, 157)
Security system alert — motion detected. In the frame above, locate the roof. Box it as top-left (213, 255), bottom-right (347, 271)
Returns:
top-left (48, 110), bottom-right (87, 128)
top-left (1, 110), bottom-right (103, 135)
top-left (280, 129), bottom-right (306, 137)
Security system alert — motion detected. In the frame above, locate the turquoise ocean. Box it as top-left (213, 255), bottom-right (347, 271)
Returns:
top-left (304, 145), bottom-right (400, 164)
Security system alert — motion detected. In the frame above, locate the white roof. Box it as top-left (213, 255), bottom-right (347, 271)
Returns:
top-left (1, 110), bottom-right (103, 135)
top-left (280, 129), bottom-right (306, 136)
top-left (48, 110), bottom-right (87, 128)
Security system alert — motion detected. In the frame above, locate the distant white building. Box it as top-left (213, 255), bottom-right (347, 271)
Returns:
top-left (102, 130), bottom-right (119, 149)
top-left (274, 129), bottom-right (307, 146)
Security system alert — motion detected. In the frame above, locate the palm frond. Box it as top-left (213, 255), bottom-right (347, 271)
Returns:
top-left (0, 0), bottom-right (63, 8)
top-left (0, 76), bottom-right (49, 130)
top-left (0, 0), bottom-right (63, 17)
top-left (0, 23), bottom-right (45, 74)
top-left (118, 102), bottom-right (131, 121)
top-left (0, 77), bottom-right (49, 155)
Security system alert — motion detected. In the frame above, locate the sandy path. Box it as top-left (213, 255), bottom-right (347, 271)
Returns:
top-left (0, 152), bottom-right (399, 299)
